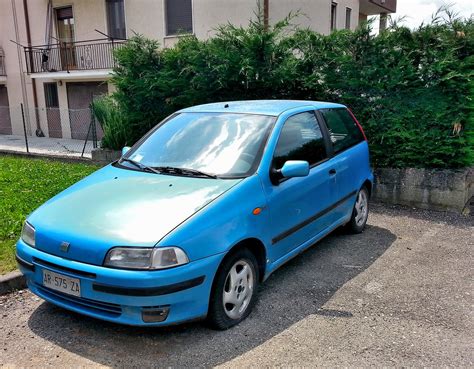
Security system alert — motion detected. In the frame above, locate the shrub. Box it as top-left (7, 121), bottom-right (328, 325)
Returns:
top-left (92, 96), bottom-right (131, 150)
top-left (103, 8), bottom-right (473, 168)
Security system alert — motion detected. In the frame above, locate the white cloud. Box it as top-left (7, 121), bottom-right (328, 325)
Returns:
top-left (371, 0), bottom-right (473, 32)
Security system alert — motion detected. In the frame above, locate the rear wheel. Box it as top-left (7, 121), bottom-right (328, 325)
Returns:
top-left (346, 187), bottom-right (369, 233)
top-left (208, 248), bottom-right (259, 330)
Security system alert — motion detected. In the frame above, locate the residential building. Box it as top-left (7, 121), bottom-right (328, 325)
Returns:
top-left (0, 0), bottom-right (396, 139)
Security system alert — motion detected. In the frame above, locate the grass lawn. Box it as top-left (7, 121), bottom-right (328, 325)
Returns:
top-left (0, 155), bottom-right (99, 274)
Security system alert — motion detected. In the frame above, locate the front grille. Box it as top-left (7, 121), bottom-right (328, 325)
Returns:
top-left (33, 257), bottom-right (96, 279)
top-left (35, 284), bottom-right (122, 317)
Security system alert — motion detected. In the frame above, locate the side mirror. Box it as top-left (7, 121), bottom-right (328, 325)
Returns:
top-left (280, 160), bottom-right (310, 178)
top-left (121, 146), bottom-right (131, 156)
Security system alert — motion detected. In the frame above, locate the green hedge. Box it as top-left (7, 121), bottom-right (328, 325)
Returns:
top-left (96, 10), bottom-right (473, 168)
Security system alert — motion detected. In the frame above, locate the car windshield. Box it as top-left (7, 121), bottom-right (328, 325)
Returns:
top-left (122, 112), bottom-right (275, 177)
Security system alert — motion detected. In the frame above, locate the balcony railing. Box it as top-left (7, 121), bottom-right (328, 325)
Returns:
top-left (24, 38), bottom-right (126, 74)
top-left (0, 54), bottom-right (5, 76)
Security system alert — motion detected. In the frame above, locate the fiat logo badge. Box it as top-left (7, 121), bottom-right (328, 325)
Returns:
top-left (60, 242), bottom-right (70, 252)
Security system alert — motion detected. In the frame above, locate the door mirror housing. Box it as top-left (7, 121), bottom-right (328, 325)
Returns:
top-left (280, 160), bottom-right (310, 178)
top-left (121, 146), bottom-right (131, 156)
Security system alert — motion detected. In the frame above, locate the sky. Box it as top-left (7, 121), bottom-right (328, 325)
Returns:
top-left (371, 0), bottom-right (473, 30)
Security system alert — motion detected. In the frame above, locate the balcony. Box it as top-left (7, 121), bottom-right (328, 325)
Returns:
top-left (360, 0), bottom-right (397, 15)
top-left (24, 38), bottom-right (126, 75)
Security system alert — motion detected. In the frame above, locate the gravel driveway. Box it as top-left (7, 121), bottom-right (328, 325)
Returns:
top-left (0, 204), bottom-right (472, 368)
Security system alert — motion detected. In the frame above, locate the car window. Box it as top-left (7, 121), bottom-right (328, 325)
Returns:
top-left (321, 108), bottom-right (364, 154)
top-left (273, 111), bottom-right (327, 169)
top-left (123, 112), bottom-right (275, 177)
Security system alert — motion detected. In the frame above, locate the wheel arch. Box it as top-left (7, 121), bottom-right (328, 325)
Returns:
top-left (207, 237), bottom-right (266, 319)
top-left (227, 238), bottom-right (267, 282)
top-left (362, 179), bottom-right (373, 198)
top-left (212, 238), bottom-right (267, 285)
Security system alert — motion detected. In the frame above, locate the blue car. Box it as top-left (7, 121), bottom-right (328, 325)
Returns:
top-left (17, 100), bottom-right (372, 329)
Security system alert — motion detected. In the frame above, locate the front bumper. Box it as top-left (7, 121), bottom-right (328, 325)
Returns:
top-left (16, 239), bottom-right (224, 326)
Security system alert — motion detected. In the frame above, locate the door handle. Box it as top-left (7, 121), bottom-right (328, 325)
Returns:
top-left (329, 168), bottom-right (337, 175)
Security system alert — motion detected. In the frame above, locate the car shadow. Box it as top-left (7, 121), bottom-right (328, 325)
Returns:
top-left (28, 224), bottom-right (396, 368)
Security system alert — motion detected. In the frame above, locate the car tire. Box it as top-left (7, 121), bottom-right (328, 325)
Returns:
top-left (346, 186), bottom-right (369, 234)
top-left (208, 248), bottom-right (259, 330)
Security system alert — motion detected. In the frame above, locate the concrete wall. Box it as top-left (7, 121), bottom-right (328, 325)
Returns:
top-left (373, 167), bottom-right (474, 213)
top-left (333, 0), bottom-right (360, 30)
top-left (124, 0), bottom-right (165, 42)
top-left (270, 0), bottom-right (359, 33)
top-left (193, 0), bottom-right (257, 40)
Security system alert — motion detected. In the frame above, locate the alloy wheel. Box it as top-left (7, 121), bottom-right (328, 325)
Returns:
top-left (222, 260), bottom-right (255, 320)
top-left (355, 190), bottom-right (368, 226)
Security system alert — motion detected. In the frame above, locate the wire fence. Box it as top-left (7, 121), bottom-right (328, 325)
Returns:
top-left (0, 104), bottom-right (102, 159)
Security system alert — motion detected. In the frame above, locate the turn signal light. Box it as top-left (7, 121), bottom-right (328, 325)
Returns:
top-left (252, 207), bottom-right (262, 215)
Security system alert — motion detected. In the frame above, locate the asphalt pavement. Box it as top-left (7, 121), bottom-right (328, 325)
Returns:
top-left (0, 203), bottom-right (472, 368)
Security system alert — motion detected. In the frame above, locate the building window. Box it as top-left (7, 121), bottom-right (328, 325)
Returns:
top-left (44, 83), bottom-right (59, 108)
top-left (106, 0), bottom-right (126, 39)
top-left (56, 6), bottom-right (74, 43)
top-left (55, 7), bottom-right (76, 69)
top-left (165, 0), bottom-right (193, 36)
top-left (345, 7), bottom-right (352, 29)
top-left (330, 2), bottom-right (337, 31)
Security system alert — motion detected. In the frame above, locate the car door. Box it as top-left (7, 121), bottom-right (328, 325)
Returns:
top-left (319, 108), bottom-right (368, 220)
top-left (264, 111), bottom-right (339, 260)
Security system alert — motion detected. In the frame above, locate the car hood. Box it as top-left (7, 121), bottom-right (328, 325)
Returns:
top-left (28, 165), bottom-right (241, 265)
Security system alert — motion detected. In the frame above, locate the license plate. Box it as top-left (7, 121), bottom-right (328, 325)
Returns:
top-left (42, 269), bottom-right (81, 297)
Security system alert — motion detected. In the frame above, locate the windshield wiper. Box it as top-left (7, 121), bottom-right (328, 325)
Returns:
top-left (153, 166), bottom-right (217, 179)
top-left (120, 158), bottom-right (161, 174)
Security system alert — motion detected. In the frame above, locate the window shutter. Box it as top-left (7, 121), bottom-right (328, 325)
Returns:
top-left (56, 6), bottom-right (73, 20)
top-left (166, 0), bottom-right (193, 36)
top-left (106, 0), bottom-right (126, 39)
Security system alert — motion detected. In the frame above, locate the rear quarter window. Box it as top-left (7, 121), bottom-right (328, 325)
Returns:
top-left (321, 108), bottom-right (364, 154)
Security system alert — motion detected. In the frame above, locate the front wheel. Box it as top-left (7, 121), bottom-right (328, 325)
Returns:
top-left (347, 187), bottom-right (369, 234)
top-left (208, 248), bottom-right (259, 330)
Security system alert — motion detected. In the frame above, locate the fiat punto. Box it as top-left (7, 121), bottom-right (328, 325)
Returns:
top-left (16, 100), bottom-right (372, 329)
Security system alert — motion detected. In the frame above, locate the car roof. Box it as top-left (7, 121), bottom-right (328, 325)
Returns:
top-left (178, 100), bottom-right (346, 116)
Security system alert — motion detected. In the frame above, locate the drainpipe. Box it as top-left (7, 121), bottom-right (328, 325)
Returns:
top-left (11, 0), bottom-right (31, 134)
top-left (263, 0), bottom-right (269, 30)
top-left (23, 0), bottom-right (44, 136)
top-left (379, 12), bottom-right (388, 31)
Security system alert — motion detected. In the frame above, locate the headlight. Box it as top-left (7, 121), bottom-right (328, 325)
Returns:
top-left (21, 221), bottom-right (35, 247)
top-left (104, 247), bottom-right (189, 270)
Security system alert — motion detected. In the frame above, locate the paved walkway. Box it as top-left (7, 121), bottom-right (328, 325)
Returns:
top-left (0, 134), bottom-right (95, 159)
top-left (0, 204), bottom-right (472, 367)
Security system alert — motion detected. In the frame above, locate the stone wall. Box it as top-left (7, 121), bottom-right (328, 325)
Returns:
top-left (91, 148), bottom-right (121, 164)
top-left (373, 167), bottom-right (473, 213)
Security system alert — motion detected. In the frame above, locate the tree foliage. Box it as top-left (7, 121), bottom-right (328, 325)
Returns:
top-left (97, 8), bottom-right (473, 168)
